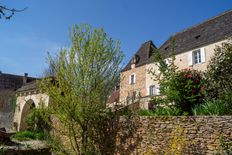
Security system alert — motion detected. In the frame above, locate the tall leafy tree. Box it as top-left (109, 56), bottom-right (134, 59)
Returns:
top-left (39, 24), bottom-right (124, 154)
top-left (204, 39), bottom-right (232, 100)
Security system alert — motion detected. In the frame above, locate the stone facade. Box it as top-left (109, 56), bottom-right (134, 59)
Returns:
top-left (120, 65), bottom-right (147, 105)
top-left (119, 10), bottom-right (231, 109)
top-left (110, 116), bottom-right (232, 155)
top-left (119, 40), bottom-right (222, 108)
top-left (0, 72), bottom-right (36, 128)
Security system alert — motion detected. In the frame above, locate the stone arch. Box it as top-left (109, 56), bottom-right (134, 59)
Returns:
top-left (14, 93), bottom-right (49, 131)
top-left (19, 99), bottom-right (36, 131)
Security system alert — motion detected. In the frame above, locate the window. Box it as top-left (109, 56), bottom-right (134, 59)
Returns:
top-left (149, 85), bottom-right (155, 96)
top-left (129, 74), bottom-right (136, 84)
top-left (149, 85), bottom-right (160, 96)
top-left (188, 48), bottom-right (206, 66)
top-left (193, 49), bottom-right (201, 64)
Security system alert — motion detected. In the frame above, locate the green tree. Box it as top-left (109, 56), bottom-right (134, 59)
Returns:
top-left (39, 24), bottom-right (124, 154)
top-left (149, 41), bottom-right (204, 115)
top-left (204, 39), bottom-right (232, 100)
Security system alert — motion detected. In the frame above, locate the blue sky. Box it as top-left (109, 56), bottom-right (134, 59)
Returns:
top-left (0, 0), bottom-right (232, 77)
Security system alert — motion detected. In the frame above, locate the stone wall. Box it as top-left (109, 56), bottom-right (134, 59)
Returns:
top-left (109, 116), bottom-right (232, 155)
top-left (0, 90), bottom-right (15, 129)
top-left (0, 112), bottom-right (13, 129)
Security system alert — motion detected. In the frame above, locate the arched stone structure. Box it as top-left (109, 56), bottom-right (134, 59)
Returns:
top-left (13, 82), bottom-right (49, 131)
top-left (19, 99), bottom-right (35, 131)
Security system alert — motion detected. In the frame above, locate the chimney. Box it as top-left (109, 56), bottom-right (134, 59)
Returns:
top-left (23, 73), bottom-right (28, 85)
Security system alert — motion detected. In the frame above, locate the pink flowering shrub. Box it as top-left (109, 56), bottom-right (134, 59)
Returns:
top-left (163, 68), bottom-right (204, 114)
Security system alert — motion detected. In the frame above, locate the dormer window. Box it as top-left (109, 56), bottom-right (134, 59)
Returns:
top-left (195, 35), bottom-right (201, 39)
top-left (164, 46), bottom-right (169, 50)
top-left (131, 55), bottom-right (140, 64)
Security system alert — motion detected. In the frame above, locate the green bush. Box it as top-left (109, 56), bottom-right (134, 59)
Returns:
top-left (138, 107), bottom-right (182, 116)
top-left (11, 131), bottom-right (47, 141)
top-left (138, 109), bottom-right (155, 116)
top-left (26, 105), bottom-right (51, 132)
top-left (164, 68), bottom-right (204, 114)
top-left (150, 47), bottom-right (204, 115)
top-left (204, 40), bottom-right (232, 100)
top-left (192, 100), bottom-right (232, 115)
top-left (153, 106), bottom-right (183, 116)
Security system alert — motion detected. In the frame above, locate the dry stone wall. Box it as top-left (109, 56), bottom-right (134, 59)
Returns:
top-left (111, 116), bottom-right (232, 155)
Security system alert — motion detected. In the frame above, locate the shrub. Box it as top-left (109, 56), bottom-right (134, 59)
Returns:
top-left (138, 109), bottom-right (155, 116)
top-left (153, 106), bottom-right (183, 116)
top-left (164, 68), bottom-right (204, 114)
top-left (138, 107), bottom-right (182, 116)
top-left (11, 131), bottom-right (47, 141)
top-left (150, 47), bottom-right (204, 115)
top-left (204, 40), bottom-right (232, 100)
top-left (25, 104), bottom-right (51, 132)
top-left (151, 67), bottom-right (204, 115)
top-left (192, 99), bottom-right (232, 115)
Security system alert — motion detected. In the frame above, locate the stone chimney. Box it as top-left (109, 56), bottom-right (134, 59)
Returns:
top-left (23, 73), bottom-right (28, 85)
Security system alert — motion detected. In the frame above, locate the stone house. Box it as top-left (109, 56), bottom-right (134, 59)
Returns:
top-left (0, 72), bottom-right (36, 128)
top-left (118, 10), bottom-right (232, 109)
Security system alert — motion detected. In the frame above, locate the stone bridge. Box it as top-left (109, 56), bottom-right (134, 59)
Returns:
top-left (13, 82), bottom-right (49, 131)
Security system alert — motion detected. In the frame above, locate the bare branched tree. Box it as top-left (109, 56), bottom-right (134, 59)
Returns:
top-left (0, 5), bottom-right (27, 19)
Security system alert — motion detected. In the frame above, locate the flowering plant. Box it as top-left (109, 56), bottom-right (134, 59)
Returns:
top-left (164, 68), bottom-right (204, 114)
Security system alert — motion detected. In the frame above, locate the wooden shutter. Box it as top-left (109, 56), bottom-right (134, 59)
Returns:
top-left (201, 48), bottom-right (206, 63)
top-left (188, 51), bottom-right (193, 66)
top-left (156, 63), bottom-right (160, 74)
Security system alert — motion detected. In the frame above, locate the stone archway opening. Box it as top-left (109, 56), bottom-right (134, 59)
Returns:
top-left (19, 99), bottom-right (36, 131)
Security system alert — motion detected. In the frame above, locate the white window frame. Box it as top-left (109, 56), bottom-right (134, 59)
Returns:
top-left (188, 48), bottom-right (206, 66)
top-left (164, 58), bottom-right (170, 66)
top-left (148, 85), bottom-right (160, 96)
top-left (149, 85), bottom-right (156, 96)
top-left (129, 73), bottom-right (136, 84)
top-left (193, 49), bottom-right (201, 64)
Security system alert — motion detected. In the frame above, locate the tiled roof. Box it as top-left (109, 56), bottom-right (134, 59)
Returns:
top-left (121, 10), bottom-right (232, 72)
top-left (16, 81), bottom-right (37, 92)
top-left (121, 40), bottom-right (157, 72)
top-left (0, 72), bottom-right (36, 90)
top-left (159, 9), bottom-right (232, 56)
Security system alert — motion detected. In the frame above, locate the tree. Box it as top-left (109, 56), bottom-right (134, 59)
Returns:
top-left (0, 5), bottom-right (27, 19)
top-left (204, 39), bottom-right (232, 100)
top-left (149, 40), bottom-right (204, 115)
top-left (39, 24), bottom-right (124, 154)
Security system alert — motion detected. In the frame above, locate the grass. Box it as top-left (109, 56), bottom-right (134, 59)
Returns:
top-left (192, 100), bottom-right (232, 115)
top-left (11, 131), bottom-right (47, 141)
top-left (138, 106), bottom-right (182, 116)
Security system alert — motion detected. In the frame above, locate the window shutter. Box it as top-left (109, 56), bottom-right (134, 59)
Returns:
top-left (165, 58), bottom-right (170, 66)
top-left (134, 74), bottom-right (136, 83)
top-left (156, 63), bottom-right (160, 74)
top-left (188, 51), bottom-right (193, 66)
top-left (147, 87), bottom-right (150, 96)
top-left (201, 48), bottom-right (206, 63)
top-left (129, 75), bottom-right (131, 84)
top-left (156, 85), bottom-right (160, 95)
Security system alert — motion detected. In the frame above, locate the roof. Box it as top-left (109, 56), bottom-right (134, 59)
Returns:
top-left (121, 10), bottom-right (232, 72)
top-left (16, 81), bottom-right (38, 92)
top-left (159, 9), bottom-right (232, 56)
top-left (0, 72), bottom-right (36, 90)
top-left (121, 40), bottom-right (156, 72)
